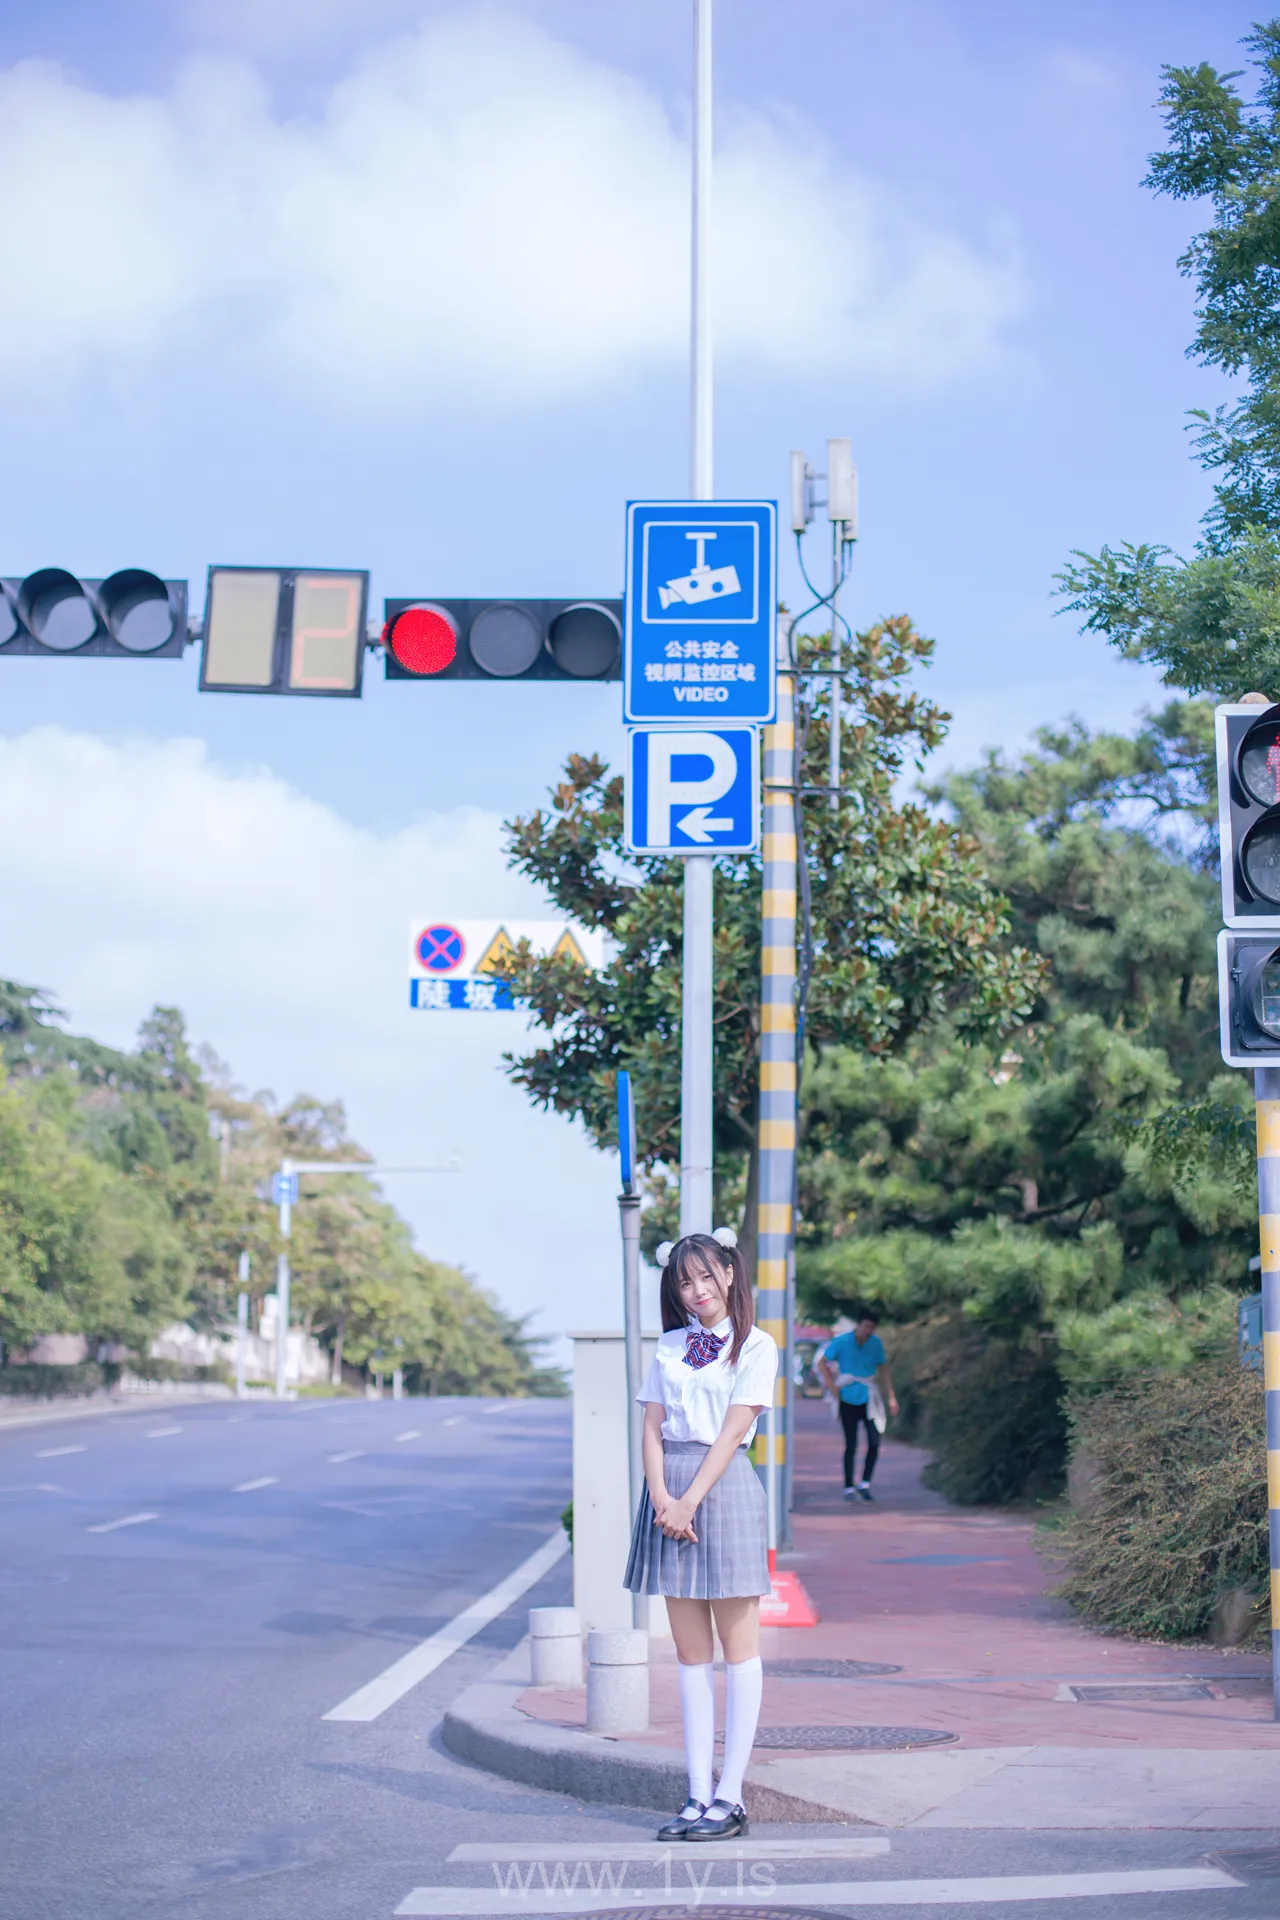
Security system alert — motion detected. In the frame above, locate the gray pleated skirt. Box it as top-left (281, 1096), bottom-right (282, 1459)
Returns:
top-left (623, 1440), bottom-right (770, 1600)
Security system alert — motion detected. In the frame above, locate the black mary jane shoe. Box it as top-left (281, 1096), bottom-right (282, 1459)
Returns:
top-left (656, 1799), bottom-right (707, 1841)
top-left (683, 1799), bottom-right (749, 1842)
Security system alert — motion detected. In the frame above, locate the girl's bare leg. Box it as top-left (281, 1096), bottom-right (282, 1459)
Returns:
top-left (666, 1596), bottom-right (716, 1666)
top-left (710, 1595), bottom-right (760, 1664)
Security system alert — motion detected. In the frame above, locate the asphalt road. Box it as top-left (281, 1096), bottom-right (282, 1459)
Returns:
top-left (1, 1394), bottom-right (1277, 1920)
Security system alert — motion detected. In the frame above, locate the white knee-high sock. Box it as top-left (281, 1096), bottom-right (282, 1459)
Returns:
top-left (716, 1655), bottom-right (763, 1807)
top-left (677, 1661), bottom-right (716, 1806)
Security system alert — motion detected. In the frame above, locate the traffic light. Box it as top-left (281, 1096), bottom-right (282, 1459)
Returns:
top-left (382, 599), bottom-right (622, 681)
top-left (0, 569), bottom-right (187, 658)
top-left (1218, 930), bottom-right (1280, 1064)
top-left (1216, 700), bottom-right (1280, 923)
top-left (200, 567), bottom-right (369, 696)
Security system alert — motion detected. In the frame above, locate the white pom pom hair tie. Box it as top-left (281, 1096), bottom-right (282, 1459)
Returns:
top-left (655, 1229), bottom-right (736, 1267)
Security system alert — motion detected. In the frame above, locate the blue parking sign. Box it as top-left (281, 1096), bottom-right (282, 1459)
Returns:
top-left (624, 501), bottom-right (776, 724)
top-left (624, 725), bottom-right (760, 855)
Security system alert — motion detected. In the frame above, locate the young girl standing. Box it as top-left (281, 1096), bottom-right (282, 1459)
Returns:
top-left (624, 1229), bottom-right (778, 1841)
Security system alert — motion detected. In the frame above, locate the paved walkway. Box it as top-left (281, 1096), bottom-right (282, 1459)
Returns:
top-left (511, 1398), bottom-right (1279, 1825)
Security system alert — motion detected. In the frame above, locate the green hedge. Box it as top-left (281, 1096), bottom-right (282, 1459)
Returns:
top-left (0, 1358), bottom-right (227, 1397)
top-left (1053, 1359), bottom-right (1267, 1639)
top-left (887, 1312), bottom-right (1068, 1506)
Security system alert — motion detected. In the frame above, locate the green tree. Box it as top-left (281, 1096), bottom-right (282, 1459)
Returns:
top-left (1060, 22), bottom-right (1280, 697)
top-left (500, 616), bottom-right (1044, 1260)
top-left (795, 711), bottom-right (1250, 1501)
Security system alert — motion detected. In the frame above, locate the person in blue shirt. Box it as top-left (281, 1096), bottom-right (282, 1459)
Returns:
top-left (817, 1312), bottom-right (898, 1502)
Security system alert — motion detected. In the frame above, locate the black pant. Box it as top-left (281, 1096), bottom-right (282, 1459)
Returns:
top-left (839, 1401), bottom-right (879, 1488)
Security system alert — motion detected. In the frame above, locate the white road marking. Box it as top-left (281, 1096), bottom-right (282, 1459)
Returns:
top-left (449, 1842), bottom-right (891, 1863)
top-left (87, 1512), bottom-right (158, 1534)
top-left (0, 1483), bottom-right (63, 1494)
top-left (395, 1429), bottom-right (421, 1442)
top-left (323, 1527), bottom-right (569, 1723)
top-left (328, 1450), bottom-right (366, 1463)
top-left (442, 1418), bottom-right (462, 1427)
top-left (232, 1477), bottom-right (279, 1493)
top-left (145, 1426), bottom-right (183, 1439)
top-left (394, 1866), bottom-right (1240, 1914)
top-left (36, 1445), bottom-right (86, 1458)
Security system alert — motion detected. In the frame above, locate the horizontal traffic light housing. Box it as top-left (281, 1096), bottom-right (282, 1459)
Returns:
top-left (1218, 929), bottom-right (1280, 1064)
top-left (1217, 701), bottom-right (1280, 924)
top-left (200, 567), bottom-right (369, 696)
top-left (383, 599), bottom-right (622, 682)
top-left (0, 570), bottom-right (188, 658)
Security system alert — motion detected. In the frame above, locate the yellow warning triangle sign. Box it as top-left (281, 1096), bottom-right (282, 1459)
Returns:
top-left (475, 926), bottom-right (517, 975)
top-left (551, 927), bottom-right (588, 968)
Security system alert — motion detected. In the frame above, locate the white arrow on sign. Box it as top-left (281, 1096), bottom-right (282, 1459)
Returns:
top-left (678, 806), bottom-right (734, 843)
top-left (647, 731), bottom-right (738, 846)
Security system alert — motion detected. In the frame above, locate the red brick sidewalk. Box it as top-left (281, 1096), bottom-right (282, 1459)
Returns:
top-left (523, 1399), bottom-right (1277, 1753)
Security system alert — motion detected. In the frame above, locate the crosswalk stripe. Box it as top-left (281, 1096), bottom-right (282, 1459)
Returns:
top-left (394, 1866), bottom-right (1239, 1914)
top-left (323, 1526), bottom-right (569, 1722)
top-left (448, 1843), bottom-right (890, 1863)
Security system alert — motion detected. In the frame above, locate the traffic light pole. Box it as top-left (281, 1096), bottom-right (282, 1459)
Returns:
top-left (756, 621), bottom-right (796, 1545)
top-left (1253, 1069), bottom-right (1280, 1720)
top-left (680, 0), bottom-right (715, 1238)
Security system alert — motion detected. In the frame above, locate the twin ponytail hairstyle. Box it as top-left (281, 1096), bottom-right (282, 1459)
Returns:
top-left (657, 1229), bottom-right (754, 1364)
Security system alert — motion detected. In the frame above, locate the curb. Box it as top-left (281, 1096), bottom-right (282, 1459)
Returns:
top-left (0, 1385), bottom-right (235, 1432)
top-left (442, 1641), bottom-right (848, 1823)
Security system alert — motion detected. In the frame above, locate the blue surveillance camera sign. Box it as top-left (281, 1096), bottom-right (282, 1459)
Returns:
top-left (624, 725), bottom-right (760, 855)
top-left (624, 501), bottom-right (776, 723)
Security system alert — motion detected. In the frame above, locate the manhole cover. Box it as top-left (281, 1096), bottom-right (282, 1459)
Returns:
top-left (751, 1725), bottom-right (957, 1750)
top-left (767, 1659), bottom-right (903, 1678)
top-left (1069, 1683), bottom-right (1211, 1702)
top-left (1206, 1848), bottom-right (1280, 1882)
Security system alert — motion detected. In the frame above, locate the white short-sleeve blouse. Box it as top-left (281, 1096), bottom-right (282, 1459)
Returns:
top-left (637, 1319), bottom-right (779, 1447)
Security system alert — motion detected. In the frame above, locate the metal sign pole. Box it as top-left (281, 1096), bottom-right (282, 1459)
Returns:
top-left (618, 1073), bottom-right (647, 1629)
top-left (680, 0), bottom-right (715, 1239)
top-left (275, 1157), bottom-right (292, 1402)
top-left (1253, 1068), bottom-right (1280, 1720)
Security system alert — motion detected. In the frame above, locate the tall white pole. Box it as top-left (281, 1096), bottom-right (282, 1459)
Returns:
top-left (680, 0), bottom-right (715, 1238)
top-left (275, 1158), bottom-right (292, 1402)
top-left (829, 522), bottom-right (841, 807)
top-left (235, 1250), bottom-right (249, 1401)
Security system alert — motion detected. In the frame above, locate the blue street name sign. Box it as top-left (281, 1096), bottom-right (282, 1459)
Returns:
top-left (624, 725), bottom-right (760, 855)
top-left (271, 1173), bottom-right (299, 1205)
top-left (409, 977), bottom-right (519, 1011)
top-left (624, 500), bottom-right (776, 724)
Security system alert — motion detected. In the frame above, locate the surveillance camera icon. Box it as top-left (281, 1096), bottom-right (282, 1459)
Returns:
top-left (656, 530), bottom-right (742, 610)
top-left (658, 563), bottom-right (742, 609)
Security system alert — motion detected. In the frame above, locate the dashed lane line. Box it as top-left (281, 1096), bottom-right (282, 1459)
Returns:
top-left (441, 1418), bottom-right (462, 1428)
top-left (36, 1445), bottom-right (86, 1458)
top-left (145, 1427), bottom-right (183, 1439)
top-left (232, 1477), bottom-right (279, 1493)
top-left (394, 1866), bottom-right (1242, 1914)
top-left (395, 1430), bottom-right (422, 1442)
top-left (323, 1526), bottom-right (569, 1722)
top-left (328, 1451), bottom-right (366, 1463)
top-left (87, 1512), bottom-right (158, 1534)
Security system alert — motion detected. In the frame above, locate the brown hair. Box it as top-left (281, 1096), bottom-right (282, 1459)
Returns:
top-left (659, 1234), bottom-right (754, 1364)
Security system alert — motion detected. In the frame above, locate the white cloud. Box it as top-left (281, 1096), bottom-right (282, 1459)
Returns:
top-left (0, 725), bottom-right (622, 1351)
top-left (0, 10), bottom-right (1022, 412)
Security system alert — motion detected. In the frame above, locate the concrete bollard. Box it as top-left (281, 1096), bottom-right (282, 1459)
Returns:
top-left (586, 1628), bottom-right (649, 1733)
top-left (528, 1607), bottom-right (583, 1687)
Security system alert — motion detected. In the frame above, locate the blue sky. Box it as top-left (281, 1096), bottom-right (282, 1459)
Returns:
top-left (0, 0), bottom-right (1258, 1350)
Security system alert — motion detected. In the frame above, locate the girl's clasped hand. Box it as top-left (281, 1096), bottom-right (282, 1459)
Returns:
top-left (654, 1492), bottom-right (698, 1541)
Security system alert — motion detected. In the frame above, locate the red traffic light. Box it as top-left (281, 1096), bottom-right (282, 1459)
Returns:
top-left (384, 604), bottom-right (459, 676)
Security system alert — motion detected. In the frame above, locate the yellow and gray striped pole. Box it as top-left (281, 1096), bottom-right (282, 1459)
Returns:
top-left (755, 626), bottom-right (796, 1547)
top-left (1256, 1067), bottom-right (1280, 1719)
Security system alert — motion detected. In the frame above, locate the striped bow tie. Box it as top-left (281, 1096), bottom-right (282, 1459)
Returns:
top-left (683, 1326), bottom-right (728, 1370)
